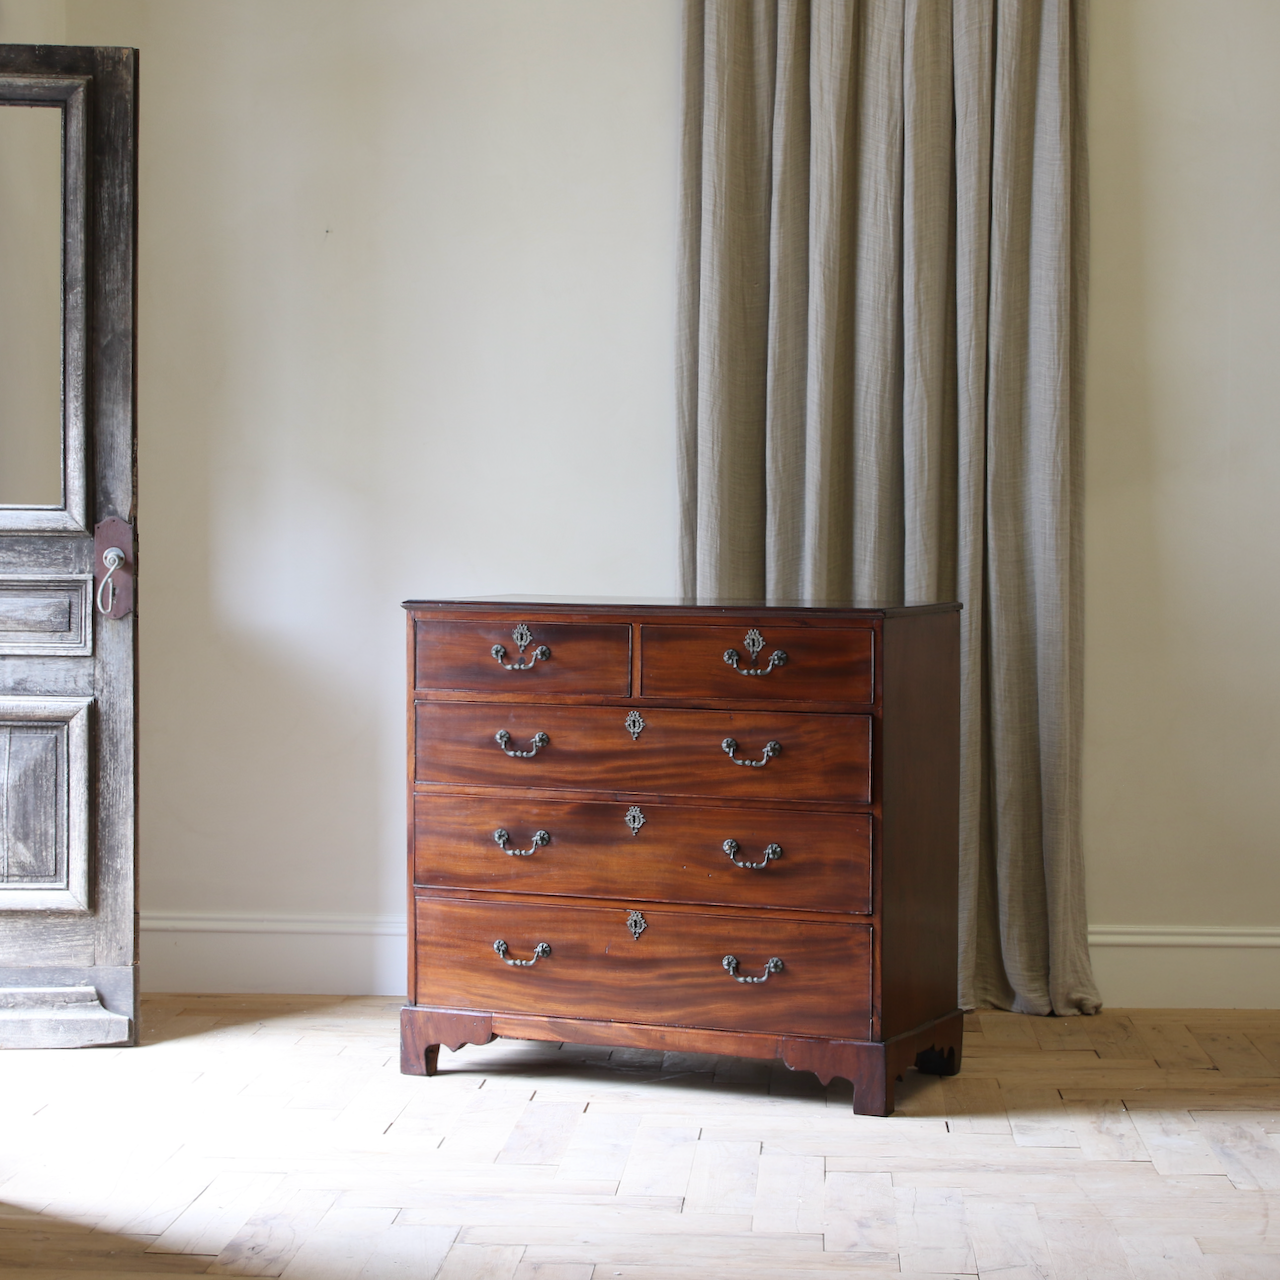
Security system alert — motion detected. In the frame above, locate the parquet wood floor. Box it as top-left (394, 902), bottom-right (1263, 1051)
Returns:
top-left (5, 998), bottom-right (1280, 1278)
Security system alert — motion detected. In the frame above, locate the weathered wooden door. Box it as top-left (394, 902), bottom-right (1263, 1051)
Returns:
top-left (0, 46), bottom-right (138, 1047)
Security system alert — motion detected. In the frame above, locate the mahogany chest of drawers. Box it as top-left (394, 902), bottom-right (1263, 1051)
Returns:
top-left (401, 597), bottom-right (962, 1115)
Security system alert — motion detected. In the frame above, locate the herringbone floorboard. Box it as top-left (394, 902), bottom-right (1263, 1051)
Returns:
top-left (4, 996), bottom-right (1280, 1278)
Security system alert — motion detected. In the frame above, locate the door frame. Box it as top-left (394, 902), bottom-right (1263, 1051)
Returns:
top-left (0, 44), bottom-right (139, 1045)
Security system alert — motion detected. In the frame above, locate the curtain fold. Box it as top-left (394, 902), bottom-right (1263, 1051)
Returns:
top-left (679, 0), bottom-right (1100, 1015)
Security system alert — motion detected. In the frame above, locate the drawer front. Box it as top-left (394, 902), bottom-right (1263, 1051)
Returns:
top-left (415, 795), bottom-right (872, 914)
top-left (641, 624), bottom-right (873, 703)
top-left (415, 703), bottom-right (872, 804)
top-left (415, 896), bottom-right (872, 1039)
top-left (414, 618), bottom-right (631, 696)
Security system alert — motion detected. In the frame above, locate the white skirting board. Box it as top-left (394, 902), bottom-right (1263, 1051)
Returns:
top-left (1088, 925), bottom-right (1280, 1009)
top-left (140, 913), bottom-right (1280, 1007)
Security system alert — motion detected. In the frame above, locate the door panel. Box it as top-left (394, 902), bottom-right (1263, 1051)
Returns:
top-left (0, 578), bottom-right (92, 655)
top-left (0, 45), bottom-right (137, 1048)
top-left (0, 67), bottom-right (88, 532)
top-left (0, 103), bottom-right (62, 506)
top-left (0, 697), bottom-right (91, 911)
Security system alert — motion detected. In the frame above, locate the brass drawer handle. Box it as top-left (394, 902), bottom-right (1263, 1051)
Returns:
top-left (721, 737), bottom-right (781, 767)
top-left (495, 730), bottom-right (550, 758)
top-left (723, 627), bottom-right (787, 676)
top-left (493, 939), bottom-right (551, 966)
top-left (722, 955), bottom-right (784, 983)
top-left (493, 828), bottom-right (550, 857)
top-left (491, 622), bottom-right (551, 671)
top-left (492, 642), bottom-right (550, 670)
top-left (724, 647), bottom-right (786, 675)
top-left (723, 839), bottom-right (783, 870)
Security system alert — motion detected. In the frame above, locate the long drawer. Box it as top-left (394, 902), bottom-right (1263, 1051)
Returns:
top-left (415, 895), bottom-right (872, 1040)
top-left (414, 618), bottom-right (631, 696)
top-left (414, 702), bottom-right (872, 804)
top-left (414, 795), bottom-right (872, 914)
top-left (641, 624), bottom-right (874, 703)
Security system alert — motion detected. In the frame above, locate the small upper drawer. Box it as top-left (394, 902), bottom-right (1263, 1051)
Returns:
top-left (414, 618), bottom-right (631, 696)
top-left (641, 624), bottom-right (873, 703)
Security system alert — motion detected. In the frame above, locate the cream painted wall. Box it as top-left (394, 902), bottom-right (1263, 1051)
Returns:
top-left (1084, 0), bottom-right (1280, 1005)
top-left (2, 0), bottom-right (1275, 1003)
top-left (45, 0), bottom-right (682, 992)
top-left (0, 0), bottom-right (62, 42)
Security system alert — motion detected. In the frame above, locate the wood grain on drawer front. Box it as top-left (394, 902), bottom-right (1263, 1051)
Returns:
top-left (414, 618), bottom-right (630, 695)
top-left (415, 896), bottom-right (872, 1039)
top-left (414, 795), bottom-right (872, 914)
top-left (415, 702), bottom-right (872, 804)
top-left (641, 624), bottom-right (874, 703)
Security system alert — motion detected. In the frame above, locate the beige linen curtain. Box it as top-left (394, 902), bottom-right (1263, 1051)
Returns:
top-left (679, 0), bottom-right (1100, 1014)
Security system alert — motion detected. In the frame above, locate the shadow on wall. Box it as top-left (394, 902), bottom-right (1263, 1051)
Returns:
top-left (134, 7), bottom-right (399, 992)
top-left (70, 0), bottom-right (684, 996)
top-left (140, 493), bottom-right (392, 991)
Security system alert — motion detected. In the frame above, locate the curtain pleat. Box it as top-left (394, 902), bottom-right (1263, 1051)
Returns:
top-left (679, 0), bottom-right (1100, 1014)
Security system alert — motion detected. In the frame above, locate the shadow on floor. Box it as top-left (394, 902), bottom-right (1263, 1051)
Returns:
top-left (432, 1033), bottom-right (948, 1115)
top-left (0, 1201), bottom-right (217, 1274)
